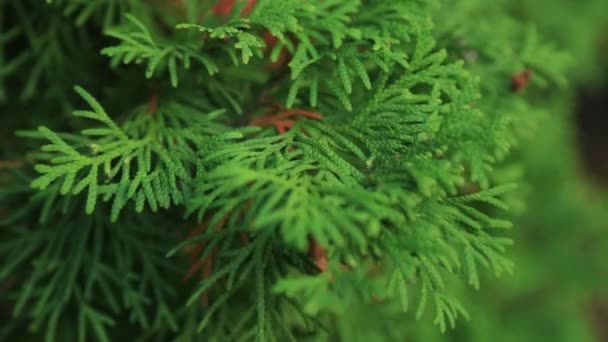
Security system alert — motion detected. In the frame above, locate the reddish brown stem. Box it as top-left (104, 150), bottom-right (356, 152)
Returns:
top-left (512, 69), bottom-right (532, 93)
top-left (308, 237), bottom-right (328, 273)
top-left (249, 109), bottom-right (323, 133)
top-left (184, 216), bottom-right (228, 304)
top-left (0, 160), bottom-right (24, 169)
top-left (147, 92), bottom-right (158, 114)
top-left (213, 0), bottom-right (257, 17)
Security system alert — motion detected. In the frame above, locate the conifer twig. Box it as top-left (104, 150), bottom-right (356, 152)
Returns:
top-left (250, 106), bottom-right (329, 272)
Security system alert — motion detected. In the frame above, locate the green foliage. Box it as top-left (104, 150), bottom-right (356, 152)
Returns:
top-left (1, 0), bottom-right (607, 341)
top-left (26, 86), bottom-right (239, 221)
top-left (0, 213), bottom-right (179, 342)
top-left (102, 14), bottom-right (224, 87)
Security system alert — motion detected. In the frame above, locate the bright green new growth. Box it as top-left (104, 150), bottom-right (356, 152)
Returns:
top-left (0, 0), bottom-right (601, 341)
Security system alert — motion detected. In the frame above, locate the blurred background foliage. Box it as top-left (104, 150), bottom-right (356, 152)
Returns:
top-left (407, 0), bottom-right (608, 340)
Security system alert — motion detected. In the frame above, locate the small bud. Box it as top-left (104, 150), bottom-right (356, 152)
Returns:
top-left (89, 143), bottom-right (100, 156)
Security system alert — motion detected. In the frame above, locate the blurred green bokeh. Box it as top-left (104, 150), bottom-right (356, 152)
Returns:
top-left (408, 1), bottom-right (608, 340)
